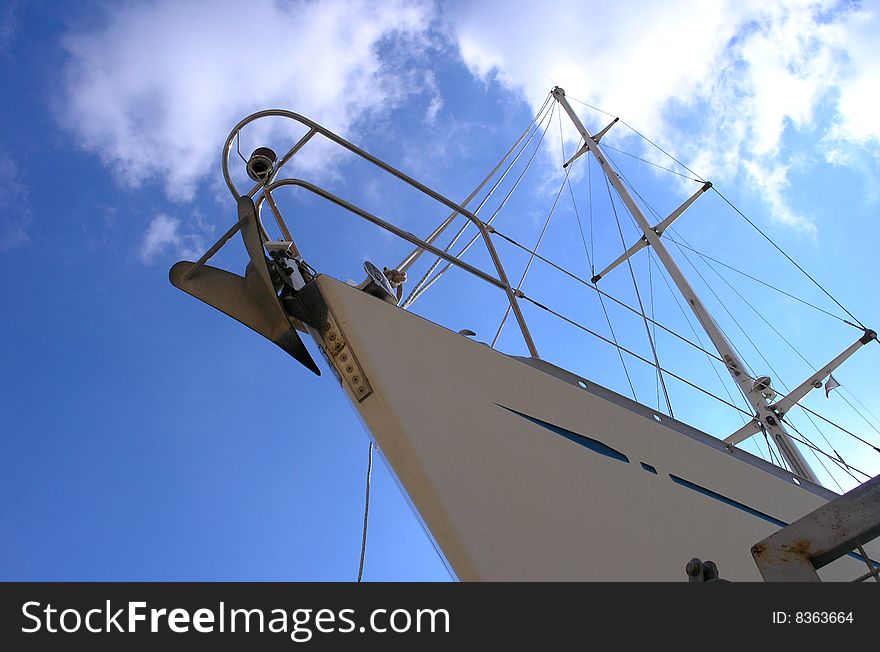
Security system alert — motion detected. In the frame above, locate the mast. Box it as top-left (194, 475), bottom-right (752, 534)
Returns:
top-left (550, 87), bottom-right (819, 482)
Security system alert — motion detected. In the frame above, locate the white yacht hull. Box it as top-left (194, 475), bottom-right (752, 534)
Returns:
top-left (309, 275), bottom-right (877, 581)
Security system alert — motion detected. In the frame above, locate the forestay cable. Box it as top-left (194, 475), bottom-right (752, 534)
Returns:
top-left (566, 153), bottom-right (637, 401)
top-left (403, 100), bottom-right (557, 309)
top-left (399, 94), bottom-right (554, 289)
top-left (491, 110), bottom-right (572, 347)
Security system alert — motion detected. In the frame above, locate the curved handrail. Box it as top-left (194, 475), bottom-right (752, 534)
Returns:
top-left (223, 110), bottom-right (539, 357)
top-left (256, 180), bottom-right (506, 290)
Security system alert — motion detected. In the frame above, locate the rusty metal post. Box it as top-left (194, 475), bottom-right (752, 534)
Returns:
top-left (751, 474), bottom-right (880, 581)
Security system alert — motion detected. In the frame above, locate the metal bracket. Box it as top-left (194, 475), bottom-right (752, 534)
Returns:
top-left (317, 309), bottom-right (373, 403)
top-left (283, 280), bottom-right (373, 403)
top-left (592, 116), bottom-right (619, 144)
top-left (591, 182), bottom-right (711, 284)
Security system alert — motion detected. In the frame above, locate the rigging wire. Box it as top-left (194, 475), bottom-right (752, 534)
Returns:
top-left (785, 425), bottom-right (871, 479)
top-left (588, 155), bottom-right (594, 269)
top-left (429, 92), bottom-right (878, 483)
top-left (662, 235), bottom-right (861, 328)
top-left (669, 235), bottom-right (786, 380)
top-left (661, 220), bottom-right (880, 475)
top-left (622, 183), bottom-right (762, 379)
top-left (795, 402), bottom-right (880, 455)
top-left (742, 435), bottom-right (768, 464)
top-left (567, 94), bottom-right (706, 181)
top-left (648, 249), bottom-right (660, 411)
top-left (572, 91), bottom-right (866, 334)
top-left (781, 417), bottom-right (871, 480)
top-left (666, 229), bottom-right (879, 463)
top-left (602, 171), bottom-right (674, 416)
top-left (763, 430), bottom-right (784, 468)
top-left (564, 96), bottom-right (878, 485)
top-left (556, 115), bottom-right (683, 404)
top-left (489, 228), bottom-right (730, 367)
top-left (402, 95), bottom-right (554, 308)
top-left (357, 441), bottom-right (373, 583)
top-left (669, 226), bottom-right (807, 376)
top-left (566, 95), bottom-right (617, 119)
top-left (838, 391), bottom-right (880, 439)
top-left (403, 100), bottom-right (558, 309)
top-left (617, 156), bottom-right (864, 469)
top-left (722, 375), bottom-right (880, 461)
top-left (599, 147), bottom-right (875, 478)
top-left (764, 426), bottom-right (792, 472)
top-left (603, 155), bottom-right (758, 380)
top-left (686, 268), bottom-right (872, 483)
top-left (648, 247), bottom-right (752, 423)
top-left (595, 287), bottom-right (639, 401)
top-left (712, 188), bottom-right (867, 330)
top-left (792, 405), bottom-right (872, 486)
top-left (843, 389), bottom-right (880, 431)
top-left (477, 124), bottom-right (753, 411)
top-left (618, 118), bottom-right (705, 181)
top-left (783, 414), bottom-right (854, 489)
top-left (600, 143), bottom-right (703, 182)
top-left (605, 159), bottom-right (760, 382)
top-left (519, 293), bottom-right (754, 417)
top-left (491, 110), bottom-right (570, 347)
top-left (565, 132), bottom-right (637, 400)
top-left (579, 153), bottom-right (638, 399)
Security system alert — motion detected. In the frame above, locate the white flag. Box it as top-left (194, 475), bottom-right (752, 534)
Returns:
top-left (824, 374), bottom-right (841, 399)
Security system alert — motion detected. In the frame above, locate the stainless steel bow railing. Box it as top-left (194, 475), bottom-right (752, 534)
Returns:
top-left (219, 109), bottom-right (539, 358)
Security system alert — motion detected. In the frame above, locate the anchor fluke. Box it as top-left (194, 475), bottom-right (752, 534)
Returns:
top-left (168, 195), bottom-right (320, 375)
top-left (169, 261), bottom-right (319, 374)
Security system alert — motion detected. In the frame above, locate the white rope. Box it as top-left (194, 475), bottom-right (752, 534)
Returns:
top-left (357, 441), bottom-right (373, 582)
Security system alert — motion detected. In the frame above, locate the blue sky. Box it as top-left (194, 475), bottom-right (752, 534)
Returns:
top-left (2, 0), bottom-right (879, 581)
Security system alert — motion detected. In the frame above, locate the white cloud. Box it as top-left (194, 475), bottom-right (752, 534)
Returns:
top-left (0, 147), bottom-right (30, 249)
top-left (57, 0), bottom-right (880, 236)
top-left (446, 0), bottom-right (739, 138)
top-left (743, 160), bottom-right (815, 234)
top-left (58, 0), bottom-right (436, 202)
top-left (444, 0), bottom-right (880, 231)
top-left (140, 213), bottom-right (210, 264)
top-left (821, 8), bottom-right (880, 164)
